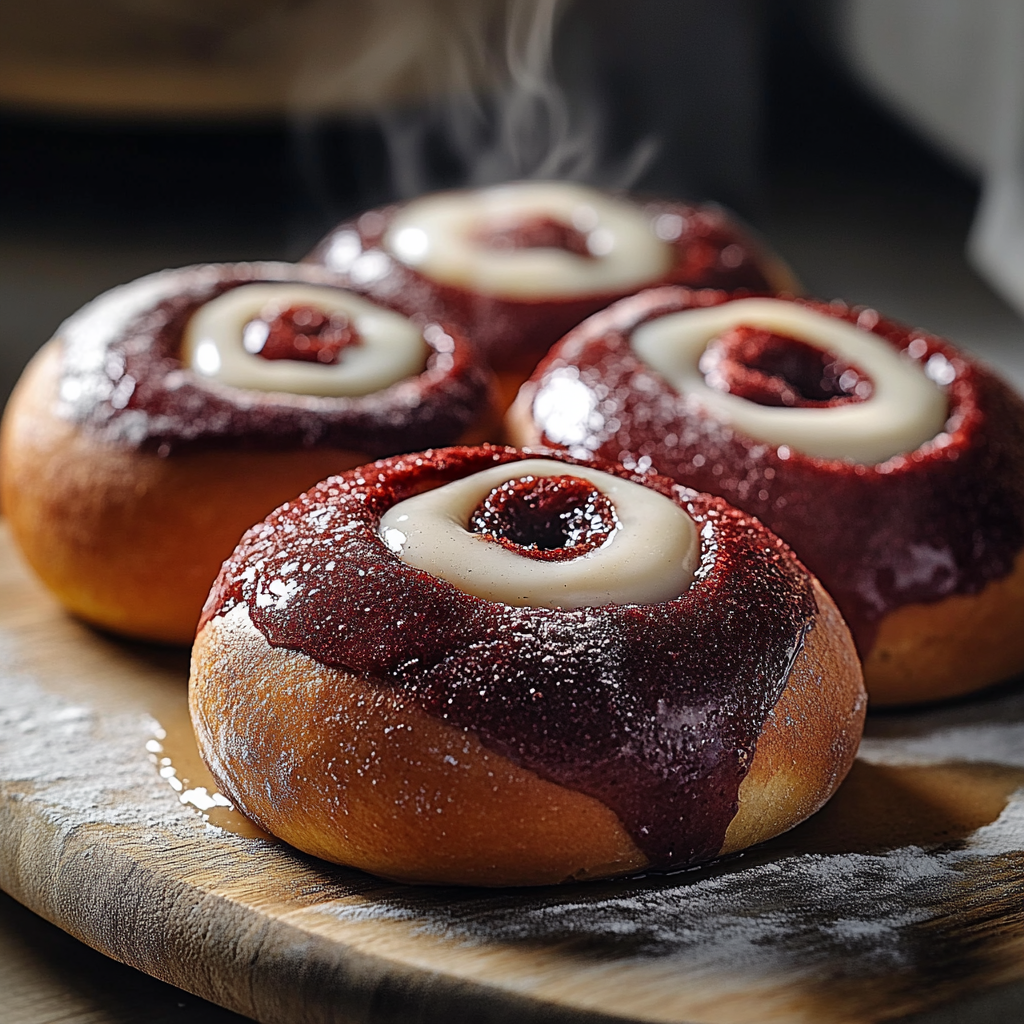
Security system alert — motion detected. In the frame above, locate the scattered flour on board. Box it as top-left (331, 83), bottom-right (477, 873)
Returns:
top-left (312, 683), bottom-right (1024, 981)
top-left (0, 668), bottom-right (191, 831)
top-left (4, 630), bottom-right (1024, 986)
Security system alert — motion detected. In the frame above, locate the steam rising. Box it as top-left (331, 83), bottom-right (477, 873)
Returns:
top-left (453, 0), bottom-right (600, 186)
top-left (289, 0), bottom-right (655, 200)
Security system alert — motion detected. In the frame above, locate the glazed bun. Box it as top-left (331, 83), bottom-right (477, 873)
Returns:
top-left (0, 262), bottom-right (495, 643)
top-left (307, 181), bottom-right (796, 403)
top-left (190, 446), bottom-right (865, 886)
top-left (509, 289), bottom-right (1024, 704)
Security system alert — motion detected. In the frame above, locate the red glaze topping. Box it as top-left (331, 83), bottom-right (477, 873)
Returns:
top-left (202, 445), bottom-right (819, 870)
top-left (704, 326), bottom-right (872, 408)
top-left (56, 262), bottom-right (493, 456)
top-left (306, 198), bottom-right (784, 375)
top-left (475, 216), bottom-right (595, 258)
top-left (521, 288), bottom-right (1024, 655)
top-left (468, 473), bottom-right (617, 562)
top-left (248, 305), bottom-right (361, 364)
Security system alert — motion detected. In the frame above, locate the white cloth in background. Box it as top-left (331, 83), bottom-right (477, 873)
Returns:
top-left (839, 0), bottom-right (1024, 316)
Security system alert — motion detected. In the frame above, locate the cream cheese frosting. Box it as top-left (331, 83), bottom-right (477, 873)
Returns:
top-left (183, 283), bottom-right (428, 397)
top-left (631, 298), bottom-right (949, 463)
top-left (384, 182), bottom-right (673, 300)
top-left (379, 459), bottom-right (698, 608)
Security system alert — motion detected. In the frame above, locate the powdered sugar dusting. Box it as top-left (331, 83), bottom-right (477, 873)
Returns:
top-left (860, 681), bottom-right (1024, 768)
top-left (0, 662), bottom-right (191, 830)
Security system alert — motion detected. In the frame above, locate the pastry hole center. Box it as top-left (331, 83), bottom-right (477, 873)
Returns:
top-left (700, 325), bottom-right (874, 408)
top-left (473, 216), bottom-right (597, 259)
top-left (243, 304), bottom-right (363, 365)
top-left (469, 474), bottom-right (618, 562)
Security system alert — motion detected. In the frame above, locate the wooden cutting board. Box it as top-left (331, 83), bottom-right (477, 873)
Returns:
top-left (3, 523), bottom-right (1024, 1024)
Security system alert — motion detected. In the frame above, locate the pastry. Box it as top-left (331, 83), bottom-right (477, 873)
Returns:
top-left (508, 289), bottom-right (1024, 704)
top-left (0, 261), bottom-right (494, 643)
top-left (190, 445), bottom-right (865, 886)
top-left (306, 180), bottom-right (795, 404)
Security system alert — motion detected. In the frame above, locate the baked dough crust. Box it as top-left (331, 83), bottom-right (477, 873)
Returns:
top-left (190, 581), bottom-right (863, 887)
top-left (0, 343), bottom-right (367, 643)
top-left (723, 581), bottom-right (866, 854)
top-left (863, 550), bottom-right (1024, 706)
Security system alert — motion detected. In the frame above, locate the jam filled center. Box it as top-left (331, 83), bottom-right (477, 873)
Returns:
top-left (474, 216), bottom-right (596, 258)
top-left (243, 304), bottom-right (362, 364)
top-left (469, 474), bottom-right (619, 562)
top-left (700, 325), bottom-right (874, 407)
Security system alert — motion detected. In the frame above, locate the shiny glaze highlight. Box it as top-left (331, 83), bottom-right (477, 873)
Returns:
top-left (56, 261), bottom-right (492, 456)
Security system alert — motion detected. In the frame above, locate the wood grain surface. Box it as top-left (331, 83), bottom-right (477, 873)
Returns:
top-left (0, 887), bottom-right (248, 1024)
top-left (3, 523), bottom-right (1024, 1024)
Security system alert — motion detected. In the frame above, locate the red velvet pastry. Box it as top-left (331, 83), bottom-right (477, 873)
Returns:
top-left (0, 261), bottom-right (495, 643)
top-left (305, 181), bottom-right (795, 405)
top-left (508, 288), bottom-right (1024, 704)
top-left (190, 445), bottom-right (865, 886)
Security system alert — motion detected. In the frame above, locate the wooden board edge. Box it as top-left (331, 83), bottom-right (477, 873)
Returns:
top-left (0, 795), bottom-right (657, 1024)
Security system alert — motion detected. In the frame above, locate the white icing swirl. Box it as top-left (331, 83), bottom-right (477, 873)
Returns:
top-left (631, 299), bottom-right (949, 464)
top-left (384, 181), bottom-right (673, 300)
top-left (379, 459), bottom-right (698, 609)
top-left (182, 283), bottom-right (428, 396)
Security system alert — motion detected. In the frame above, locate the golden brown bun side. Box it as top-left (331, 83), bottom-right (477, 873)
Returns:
top-left (721, 580), bottom-right (865, 855)
top-left (864, 549), bottom-right (1024, 706)
top-left (0, 343), bottom-right (367, 644)
top-left (190, 604), bottom-right (649, 887)
top-left (503, 384), bottom-right (543, 448)
top-left (191, 587), bottom-right (863, 885)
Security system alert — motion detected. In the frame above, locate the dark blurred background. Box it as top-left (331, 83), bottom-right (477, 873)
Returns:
top-left (0, 0), bottom-right (1020, 399)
